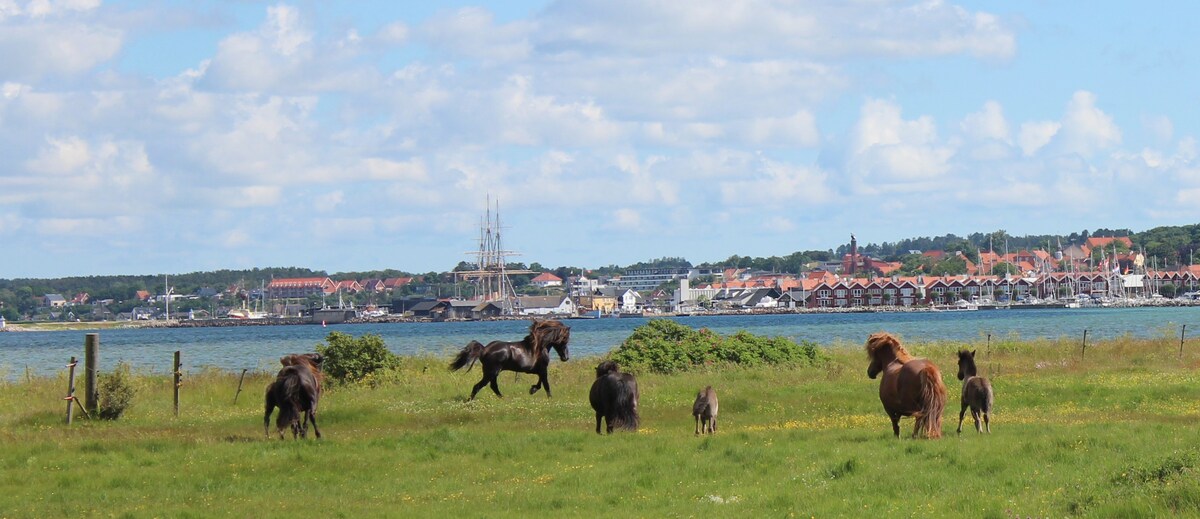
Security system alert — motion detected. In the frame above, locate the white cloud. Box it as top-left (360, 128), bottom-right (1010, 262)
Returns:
top-left (1142, 114), bottom-right (1174, 143)
top-left (0, 23), bottom-right (121, 80)
top-left (746, 110), bottom-right (820, 147)
top-left (1054, 91), bottom-right (1121, 158)
top-left (536, 0), bottom-right (1014, 60)
top-left (720, 157), bottom-right (832, 207)
top-left (376, 21), bottom-right (408, 44)
top-left (845, 98), bottom-right (953, 192)
top-left (1018, 120), bottom-right (1060, 156)
top-left (314, 190), bottom-right (344, 213)
top-left (26, 135), bottom-right (90, 174)
top-left (360, 158), bottom-right (427, 181)
top-left (961, 100), bottom-right (1009, 142)
top-left (421, 7), bottom-right (532, 61)
top-left (612, 208), bottom-right (642, 230)
top-left (25, 0), bottom-right (99, 18)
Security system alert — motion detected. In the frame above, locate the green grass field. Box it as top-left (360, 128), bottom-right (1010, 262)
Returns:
top-left (2, 335), bottom-right (1199, 518)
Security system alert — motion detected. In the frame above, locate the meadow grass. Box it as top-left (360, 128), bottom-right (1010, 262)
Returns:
top-left (1, 335), bottom-right (1199, 517)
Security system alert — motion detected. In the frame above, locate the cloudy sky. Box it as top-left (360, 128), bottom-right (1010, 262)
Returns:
top-left (2, 1), bottom-right (1198, 278)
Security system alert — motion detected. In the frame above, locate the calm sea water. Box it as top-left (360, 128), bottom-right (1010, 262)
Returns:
top-left (1, 307), bottom-right (1196, 378)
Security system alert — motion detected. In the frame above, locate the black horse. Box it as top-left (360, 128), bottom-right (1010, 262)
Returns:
top-left (449, 320), bottom-right (571, 400)
top-left (264, 364), bottom-right (322, 440)
top-left (589, 360), bottom-right (639, 434)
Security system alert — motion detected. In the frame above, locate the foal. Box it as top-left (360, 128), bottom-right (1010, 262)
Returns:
top-left (956, 349), bottom-right (993, 434)
top-left (693, 386), bottom-right (718, 435)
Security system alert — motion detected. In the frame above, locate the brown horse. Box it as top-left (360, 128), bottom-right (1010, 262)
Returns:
top-left (279, 353), bottom-right (324, 435)
top-left (692, 385), bottom-right (718, 435)
top-left (865, 332), bottom-right (947, 439)
top-left (449, 320), bottom-right (571, 400)
top-left (956, 349), bottom-right (994, 434)
top-left (264, 363), bottom-right (322, 440)
top-left (589, 361), bottom-right (639, 434)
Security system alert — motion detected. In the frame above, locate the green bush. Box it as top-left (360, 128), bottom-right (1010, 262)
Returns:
top-left (610, 319), bottom-right (827, 374)
top-left (98, 362), bottom-right (136, 420)
top-left (315, 332), bottom-right (399, 384)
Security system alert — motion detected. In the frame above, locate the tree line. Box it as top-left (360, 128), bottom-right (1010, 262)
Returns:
top-left (4, 225), bottom-right (1199, 321)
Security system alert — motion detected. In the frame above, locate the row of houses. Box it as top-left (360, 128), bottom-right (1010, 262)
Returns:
top-left (682, 268), bottom-right (1200, 310)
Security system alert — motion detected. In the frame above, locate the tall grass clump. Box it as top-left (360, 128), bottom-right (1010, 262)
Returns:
top-left (315, 331), bottom-right (399, 384)
top-left (97, 361), bottom-right (136, 420)
top-left (609, 319), bottom-right (827, 374)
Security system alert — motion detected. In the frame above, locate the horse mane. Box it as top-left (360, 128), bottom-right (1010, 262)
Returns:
top-left (957, 349), bottom-right (978, 377)
top-left (595, 360), bottom-right (620, 378)
top-left (281, 353), bottom-right (325, 387)
top-left (865, 332), bottom-right (914, 363)
top-left (525, 319), bottom-right (570, 358)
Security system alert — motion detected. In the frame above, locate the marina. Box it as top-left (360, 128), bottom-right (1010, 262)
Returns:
top-left (1, 306), bottom-right (1197, 379)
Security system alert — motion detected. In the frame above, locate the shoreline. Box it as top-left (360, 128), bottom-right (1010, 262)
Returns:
top-left (4, 299), bottom-right (1198, 332)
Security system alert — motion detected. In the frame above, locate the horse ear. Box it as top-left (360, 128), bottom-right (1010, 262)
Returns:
top-left (971, 349), bottom-right (977, 357)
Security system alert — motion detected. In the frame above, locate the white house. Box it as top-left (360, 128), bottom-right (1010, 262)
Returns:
top-left (516, 295), bottom-right (577, 316)
top-left (530, 272), bottom-right (563, 288)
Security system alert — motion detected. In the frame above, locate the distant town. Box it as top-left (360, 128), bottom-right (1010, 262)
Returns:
top-left (5, 225), bottom-right (1200, 327)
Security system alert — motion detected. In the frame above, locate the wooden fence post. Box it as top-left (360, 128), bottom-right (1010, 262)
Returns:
top-left (234, 368), bottom-right (248, 404)
top-left (1180, 324), bottom-right (1188, 359)
top-left (65, 356), bottom-right (77, 425)
top-left (1081, 329), bottom-right (1088, 359)
top-left (173, 351), bottom-right (182, 417)
top-left (84, 333), bottom-right (99, 415)
top-left (64, 356), bottom-right (89, 424)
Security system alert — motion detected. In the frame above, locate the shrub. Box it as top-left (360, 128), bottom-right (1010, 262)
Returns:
top-left (315, 332), bottom-right (399, 384)
top-left (610, 319), bottom-right (827, 374)
top-left (98, 362), bottom-right (136, 420)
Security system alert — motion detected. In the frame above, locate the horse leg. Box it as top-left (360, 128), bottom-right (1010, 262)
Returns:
top-left (889, 413), bottom-right (901, 438)
top-left (595, 413), bottom-right (603, 435)
top-left (711, 416), bottom-right (717, 434)
top-left (470, 372), bottom-right (491, 400)
top-left (487, 369), bottom-right (503, 398)
top-left (695, 415), bottom-right (701, 435)
top-left (264, 400), bottom-right (275, 440)
top-left (972, 408), bottom-right (983, 433)
top-left (983, 411), bottom-right (991, 433)
top-left (539, 372), bottom-right (552, 398)
top-left (529, 377), bottom-right (541, 395)
top-left (957, 403), bottom-right (967, 434)
top-left (307, 409), bottom-right (322, 439)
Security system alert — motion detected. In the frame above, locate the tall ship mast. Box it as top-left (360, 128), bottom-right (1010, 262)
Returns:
top-left (455, 197), bottom-right (533, 315)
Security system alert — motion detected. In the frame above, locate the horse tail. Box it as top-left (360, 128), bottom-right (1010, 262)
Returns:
top-left (611, 376), bottom-right (640, 431)
top-left (982, 378), bottom-right (994, 413)
top-left (917, 365), bottom-right (947, 439)
top-left (449, 340), bottom-right (485, 372)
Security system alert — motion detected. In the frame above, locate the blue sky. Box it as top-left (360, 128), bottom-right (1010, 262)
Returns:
top-left (2, 1), bottom-right (1199, 278)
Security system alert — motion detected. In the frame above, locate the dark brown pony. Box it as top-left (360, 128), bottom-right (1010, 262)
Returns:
top-left (956, 349), bottom-right (994, 434)
top-left (264, 364), bottom-right (322, 440)
top-left (692, 385), bottom-right (718, 435)
top-left (279, 353), bottom-right (324, 435)
top-left (589, 361), bottom-right (639, 434)
top-left (865, 332), bottom-right (947, 439)
top-left (449, 320), bottom-right (571, 400)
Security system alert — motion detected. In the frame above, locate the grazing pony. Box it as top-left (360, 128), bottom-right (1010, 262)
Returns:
top-left (279, 352), bottom-right (324, 435)
top-left (956, 349), bottom-right (994, 434)
top-left (263, 364), bottom-right (322, 440)
top-left (865, 332), bottom-right (947, 439)
top-left (449, 320), bottom-right (571, 400)
top-left (589, 361), bottom-right (639, 434)
top-left (693, 385), bottom-right (718, 435)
